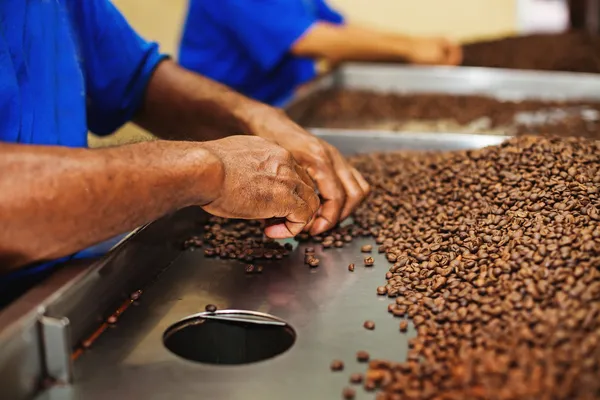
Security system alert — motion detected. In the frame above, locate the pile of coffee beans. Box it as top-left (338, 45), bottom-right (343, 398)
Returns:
top-left (462, 31), bottom-right (600, 74)
top-left (184, 135), bottom-right (599, 398)
top-left (340, 135), bottom-right (600, 399)
top-left (287, 89), bottom-right (600, 139)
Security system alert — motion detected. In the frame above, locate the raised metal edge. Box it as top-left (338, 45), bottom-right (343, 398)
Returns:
top-left (168, 310), bottom-right (291, 328)
top-left (0, 206), bottom-right (207, 400)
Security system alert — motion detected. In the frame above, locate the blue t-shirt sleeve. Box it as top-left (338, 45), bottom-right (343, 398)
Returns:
top-left (315, 0), bottom-right (345, 24)
top-left (202, 0), bottom-right (316, 72)
top-left (68, 0), bottom-right (168, 136)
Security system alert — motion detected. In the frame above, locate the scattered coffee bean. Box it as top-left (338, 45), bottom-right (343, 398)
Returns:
top-left (245, 264), bottom-right (255, 274)
top-left (363, 320), bottom-right (375, 330)
top-left (399, 320), bottom-right (408, 332)
top-left (356, 351), bottom-right (370, 362)
top-left (334, 241), bottom-right (344, 248)
top-left (107, 315), bottom-right (117, 324)
top-left (256, 265), bottom-right (264, 273)
top-left (361, 244), bottom-right (373, 253)
top-left (349, 373), bottom-right (363, 384)
top-left (342, 387), bottom-right (355, 399)
top-left (348, 263), bottom-right (355, 272)
top-left (364, 257), bottom-right (375, 267)
top-left (377, 286), bottom-right (387, 295)
top-left (308, 258), bottom-right (320, 268)
top-left (330, 360), bottom-right (344, 371)
top-left (205, 304), bottom-right (217, 313)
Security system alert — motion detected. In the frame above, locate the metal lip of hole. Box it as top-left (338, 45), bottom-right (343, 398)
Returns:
top-left (163, 310), bottom-right (293, 341)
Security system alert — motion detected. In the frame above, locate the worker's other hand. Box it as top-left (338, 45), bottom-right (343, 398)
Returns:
top-left (200, 136), bottom-right (319, 238)
top-left (246, 107), bottom-right (370, 236)
top-left (406, 37), bottom-right (463, 66)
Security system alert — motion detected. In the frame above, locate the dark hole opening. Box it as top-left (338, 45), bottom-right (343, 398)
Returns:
top-left (163, 313), bottom-right (296, 365)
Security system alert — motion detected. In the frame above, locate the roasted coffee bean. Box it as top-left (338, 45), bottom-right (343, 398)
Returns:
top-left (363, 320), bottom-right (375, 330)
top-left (342, 387), bottom-right (356, 399)
top-left (349, 373), bottom-right (363, 384)
top-left (399, 320), bottom-right (408, 332)
top-left (335, 241), bottom-right (345, 248)
top-left (364, 257), bottom-right (375, 267)
top-left (308, 258), bottom-right (320, 268)
top-left (348, 263), bottom-right (355, 272)
top-left (330, 360), bottom-right (344, 371)
top-left (361, 244), bottom-right (373, 253)
top-left (305, 247), bottom-right (315, 254)
top-left (256, 265), bottom-right (264, 273)
top-left (107, 315), bottom-right (118, 324)
top-left (377, 286), bottom-right (387, 295)
top-left (244, 264), bottom-right (255, 274)
top-left (205, 304), bottom-right (217, 313)
top-left (356, 350), bottom-right (370, 362)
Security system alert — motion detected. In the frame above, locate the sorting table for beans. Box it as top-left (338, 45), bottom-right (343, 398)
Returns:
top-left (1, 65), bottom-right (600, 400)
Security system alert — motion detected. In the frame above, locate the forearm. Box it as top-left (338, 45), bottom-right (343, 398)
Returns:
top-left (135, 60), bottom-right (267, 141)
top-left (291, 23), bottom-right (413, 63)
top-left (0, 141), bottom-right (222, 271)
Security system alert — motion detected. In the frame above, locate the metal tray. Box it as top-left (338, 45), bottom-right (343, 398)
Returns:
top-left (285, 63), bottom-right (600, 130)
top-left (0, 132), bottom-right (506, 400)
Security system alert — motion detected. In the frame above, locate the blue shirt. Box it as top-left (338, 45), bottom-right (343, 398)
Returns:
top-left (0, 0), bottom-right (165, 302)
top-left (179, 0), bottom-right (344, 106)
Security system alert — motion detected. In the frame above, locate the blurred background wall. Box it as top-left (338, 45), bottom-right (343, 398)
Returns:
top-left (93, 0), bottom-right (519, 147)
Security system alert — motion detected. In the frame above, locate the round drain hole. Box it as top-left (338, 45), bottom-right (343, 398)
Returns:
top-left (163, 310), bottom-right (296, 365)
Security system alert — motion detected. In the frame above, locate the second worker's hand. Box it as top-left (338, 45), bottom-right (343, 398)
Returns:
top-left (199, 136), bottom-right (320, 238)
top-left (243, 107), bottom-right (370, 236)
top-left (405, 36), bottom-right (463, 66)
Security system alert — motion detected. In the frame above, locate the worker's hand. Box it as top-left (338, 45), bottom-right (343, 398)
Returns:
top-left (405, 37), bottom-right (463, 66)
top-left (245, 107), bottom-right (370, 235)
top-left (199, 136), bottom-right (319, 238)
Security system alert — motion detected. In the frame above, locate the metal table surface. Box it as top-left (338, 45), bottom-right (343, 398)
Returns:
top-left (32, 132), bottom-right (508, 400)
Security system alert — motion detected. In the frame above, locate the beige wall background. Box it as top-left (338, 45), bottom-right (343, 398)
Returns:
top-left (92, 0), bottom-right (517, 147)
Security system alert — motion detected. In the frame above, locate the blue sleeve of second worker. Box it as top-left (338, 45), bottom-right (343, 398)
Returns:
top-left (315, 0), bottom-right (345, 24)
top-left (68, 0), bottom-right (168, 136)
top-left (202, 0), bottom-right (316, 72)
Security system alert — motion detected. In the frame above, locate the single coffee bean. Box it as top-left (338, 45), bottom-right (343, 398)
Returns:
top-left (364, 320), bottom-right (375, 330)
top-left (364, 257), bottom-right (375, 267)
top-left (308, 258), bottom-right (320, 268)
top-left (245, 264), bottom-right (255, 273)
top-left (349, 373), bottom-right (363, 384)
top-left (356, 351), bottom-right (370, 362)
top-left (205, 304), bottom-right (217, 313)
top-left (399, 320), bottom-right (408, 332)
top-left (348, 263), bottom-right (355, 272)
top-left (361, 244), bottom-right (373, 253)
top-left (377, 286), bottom-right (388, 295)
top-left (342, 387), bottom-right (356, 399)
top-left (330, 360), bottom-right (344, 371)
